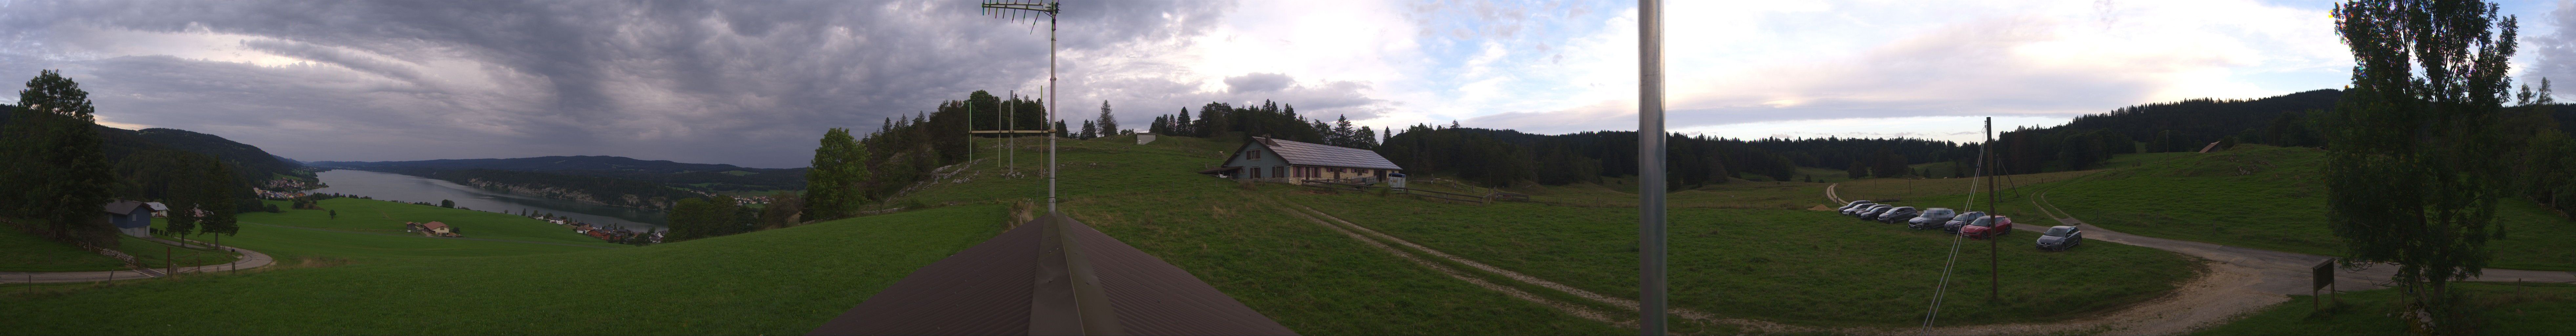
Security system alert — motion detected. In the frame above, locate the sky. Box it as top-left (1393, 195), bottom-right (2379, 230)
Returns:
top-left (0, 0), bottom-right (2568, 168)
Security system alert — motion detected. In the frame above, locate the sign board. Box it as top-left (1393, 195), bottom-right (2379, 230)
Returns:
top-left (2312, 261), bottom-right (2334, 290)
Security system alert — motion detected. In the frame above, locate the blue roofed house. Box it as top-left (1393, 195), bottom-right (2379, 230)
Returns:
top-left (103, 200), bottom-right (153, 237)
top-left (1198, 136), bottom-right (1403, 185)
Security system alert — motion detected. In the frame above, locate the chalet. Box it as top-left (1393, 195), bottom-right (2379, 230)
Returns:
top-left (1198, 136), bottom-right (1403, 184)
top-left (103, 200), bottom-right (153, 238)
top-left (406, 221), bottom-right (458, 237)
top-left (423, 222), bottom-right (453, 236)
top-left (143, 202), bottom-right (170, 218)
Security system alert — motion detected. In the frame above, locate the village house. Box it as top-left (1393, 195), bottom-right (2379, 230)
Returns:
top-left (1198, 136), bottom-right (1403, 185)
top-left (143, 202), bottom-right (170, 218)
top-left (103, 200), bottom-right (153, 238)
top-left (405, 221), bottom-right (459, 237)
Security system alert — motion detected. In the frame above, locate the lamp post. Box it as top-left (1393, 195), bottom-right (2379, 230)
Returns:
top-left (980, 0), bottom-right (1061, 213)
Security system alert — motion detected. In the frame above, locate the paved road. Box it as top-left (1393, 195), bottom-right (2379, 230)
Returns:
top-left (1, 238), bottom-right (276, 284)
top-left (1826, 183), bottom-right (2576, 294)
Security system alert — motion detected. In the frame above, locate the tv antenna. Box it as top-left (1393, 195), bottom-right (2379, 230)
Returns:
top-left (974, 0), bottom-right (1062, 212)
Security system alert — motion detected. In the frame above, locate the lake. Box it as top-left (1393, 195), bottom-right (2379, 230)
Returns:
top-left (306, 169), bottom-right (668, 232)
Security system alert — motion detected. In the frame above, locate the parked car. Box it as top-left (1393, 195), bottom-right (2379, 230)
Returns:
top-left (2036, 225), bottom-right (2083, 251)
top-left (1838, 200), bottom-right (1875, 214)
top-left (1959, 215), bottom-right (2015, 239)
top-left (1908, 208), bottom-right (1957, 230)
top-left (1855, 205), bottom-right (1895, 220)
top-left (1876, 206), bottom-right (1920, 223)
top-left (1943, 211), bottom-right (1987, 233)
top-left (1843, 202), bottom-right (1882, 216)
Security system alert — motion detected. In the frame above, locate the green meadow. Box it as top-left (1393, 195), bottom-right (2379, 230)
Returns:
top-left (2197, 282), bottom-right (2576, 335)
top-left (2, 205), bottom-right (1007, 335)
top-left (1286, 191), bottom-right (2197, 327)
top-left (1892, 145), bottom-right (2576, 271)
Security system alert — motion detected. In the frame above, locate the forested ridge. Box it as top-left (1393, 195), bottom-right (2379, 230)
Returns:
top-left (314, 156), bottom-right (808, 192)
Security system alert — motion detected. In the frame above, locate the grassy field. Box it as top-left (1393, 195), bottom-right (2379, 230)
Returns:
top-left (904, 135), bottom-right (1626, 334)
top-left (0, 224), bottom-right (131, 272)
top-left (1887, 145), bottom-right (2576, 271)
top-left (1, 205), bottom-right (1009, 335)
top-left (203, 198), bottom-right (630, 261)
top-left (2196, 282), bottom-right (2576, 335)
top-left (0, 220), bottom-right (241, 272)
top-left (1286, 191), bottom-right (2198, 327)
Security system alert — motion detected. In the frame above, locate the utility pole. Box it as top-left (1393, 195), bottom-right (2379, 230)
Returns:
top-left (1986, 117), bottom-right (1999, 302)
top-left (1637, 0), bottom-right (1668, 334)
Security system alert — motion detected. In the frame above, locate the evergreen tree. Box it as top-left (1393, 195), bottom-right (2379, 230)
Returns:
top-left (1174, 108), bottom-right (1192, 136)
top-left (804, 128), bottom-right (870, 221)
top-left (1331, 115), bottom-right (1356, 146)
top-left (1096, 100), bottom-right (1117, 136)
top-left (0, 70), bottom-right (118, 246)
top-left (1079, 120), bottom-right (1097, 139)
top-left (2323, 0), bottom-right (2517, 324)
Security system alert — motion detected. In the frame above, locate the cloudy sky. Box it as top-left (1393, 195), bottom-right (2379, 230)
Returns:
top-left (1, 0), bottom-right (2569, 168)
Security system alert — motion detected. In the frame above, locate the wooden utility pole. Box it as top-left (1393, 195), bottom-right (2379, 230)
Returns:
top-left (1986, 117), bottom-right (1999, 302)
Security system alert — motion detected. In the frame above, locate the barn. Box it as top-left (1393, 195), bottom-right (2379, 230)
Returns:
top-left (103, 200), bottom-right (153, 238)
top-left (1197, 136), bottom-right (1402, 184)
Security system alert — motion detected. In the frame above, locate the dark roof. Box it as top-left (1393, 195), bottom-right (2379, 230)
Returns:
top-left (1256, 137), bottom-right (1401, 170)
top-left (101, 200), bottom-right (148, 215)
top-left (808, 213), bottom-right (1295, 336)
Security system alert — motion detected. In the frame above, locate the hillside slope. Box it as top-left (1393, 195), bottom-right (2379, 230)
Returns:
top-left (1949, 145), bottom-right (2576, 270)
top-left (2, 205), bottom-right (1005, 335)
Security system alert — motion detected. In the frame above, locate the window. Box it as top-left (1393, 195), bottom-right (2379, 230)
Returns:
top-left (1251, 167), bottom-right (1261, 178)
top-left (1275, 166), bottom-right (1285, 178)
top-left (1249, 150), bottom-right (1261, 160)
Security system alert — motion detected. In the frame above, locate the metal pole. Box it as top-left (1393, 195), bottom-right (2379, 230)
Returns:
top-left (1637, 0), bottom-right (1667, 334)
top-left (1047, 7), bottom-right (1059, 214)
top-left (1010, 90), bottom-right (1016, 176)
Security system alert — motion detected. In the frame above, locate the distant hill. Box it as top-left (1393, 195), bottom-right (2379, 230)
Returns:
top-left (313, 156), bottom-right (806, 192)
top-left (107, 127), bottom-right (305, 180)
top-left (312, 156), bottom-right (756, 173)
top-left (2, 104), bottom-right (305, 181)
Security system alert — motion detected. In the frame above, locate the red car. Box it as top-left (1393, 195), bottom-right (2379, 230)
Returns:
top-left (1958, 215), bottom-right (2014, 239)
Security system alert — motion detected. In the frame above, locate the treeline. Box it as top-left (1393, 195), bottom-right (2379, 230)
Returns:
top-left (662, 192), bottom-right (803, 243)
top-left (1146, 100), bottom-right (1383, 148)
top-left (1990, 90), bottom-right (2343, 174)
top-left (556, 168), bottom-right (806, 192)
top-left (1, 71), bottom-right (245, 247)
top-left (1377, 126), bottom-right (1969, 188)
top-left (373, 168), bottom-right (701, 210)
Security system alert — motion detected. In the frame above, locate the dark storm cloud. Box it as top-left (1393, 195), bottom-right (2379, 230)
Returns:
top-left (2532, 1), bottom-right (2576, 100)
top-left (1224, 73), bottom-right (1293, 93)
top-left (0, 0), bottom-right (1231, 168)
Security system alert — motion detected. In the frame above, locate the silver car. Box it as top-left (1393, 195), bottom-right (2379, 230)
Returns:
top-left (2037, 226), bottom-right (2084, 251)
top-left (1943, 211), bottom-right (1987, 233)
top-left (1839, 201), bottom-right (1876, 215)
top-left (1908, 208), bottom-right (1956, 229)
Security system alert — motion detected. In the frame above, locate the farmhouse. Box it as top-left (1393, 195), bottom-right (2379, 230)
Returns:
top-left (103, 200), bottom-right (153, 238)
top-left (1197, 136), bottom-right (1402, 184)
top-left (143, 201), bottom-right (170, 218)
top-left (406, 221), bottom-right (459, 237)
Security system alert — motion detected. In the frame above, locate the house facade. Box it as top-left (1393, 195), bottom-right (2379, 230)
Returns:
top-left (103, 200), bottom-right (153, 237)
top-left (1198, 136), bottom-right (1403, 184)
